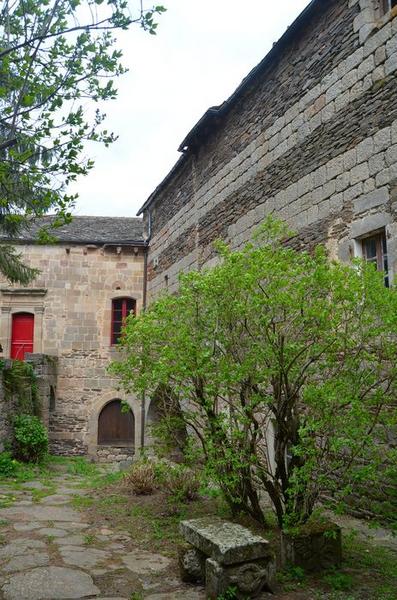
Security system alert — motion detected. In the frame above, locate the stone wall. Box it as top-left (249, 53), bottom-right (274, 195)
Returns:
top-left (0, 367), bottom-right (7, 452)
top-left (144, 0), bottom-right (397, 297)
top-left (0, 243), bottom-right (145, 459)
top-left (0, 355), bottom-right (54, 452)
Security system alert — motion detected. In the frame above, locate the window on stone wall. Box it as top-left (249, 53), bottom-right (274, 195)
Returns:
top-left (383, 0), bottom-right (397, 13)
top-left (361, 230), bottom-right (389, 287)
top-left (111, 297), bottom-right (136, 345)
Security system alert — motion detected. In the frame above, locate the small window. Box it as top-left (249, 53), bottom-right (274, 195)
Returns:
top-left (49, 386), bottom-right (56, 411)
top-left (383, 0), bottom-right (397, 13)
top-left (361, 231), bottom-right (389, 287)
top-left (111, 297), bottom-right (136, 345)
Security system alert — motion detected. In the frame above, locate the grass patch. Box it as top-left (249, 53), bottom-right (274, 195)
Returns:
top-left (0, 493), bottom-right (16, 508)
top-left (71, 494), bottom-right (95, 509)
top-left (30, 484), bottom-right (57, 503)
top-left (66, 457), bottom-right (99, 477)
top-left (84, 533), bottom-right (97, 545)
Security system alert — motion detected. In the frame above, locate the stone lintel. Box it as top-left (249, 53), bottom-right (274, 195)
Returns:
top-left (1, 288), bottom-right (47, 297)
top-left (179, 518), bottom-right (270, 565)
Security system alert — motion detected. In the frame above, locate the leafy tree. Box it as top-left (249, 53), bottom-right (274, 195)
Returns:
top-left (111, 218), bottom-right (397, 529)
top-left (0, 0), bottom-right (165, 283)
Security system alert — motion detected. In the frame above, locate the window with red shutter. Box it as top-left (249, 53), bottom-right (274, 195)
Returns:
top-left (111, 297), bottom-right (136, 345)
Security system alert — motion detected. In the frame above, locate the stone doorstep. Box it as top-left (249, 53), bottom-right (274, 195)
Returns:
top-left (179, 518), bottom-right (271, 566)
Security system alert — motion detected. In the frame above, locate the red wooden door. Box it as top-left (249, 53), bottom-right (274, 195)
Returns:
top-left (11, 313), bottom-right (34, 360)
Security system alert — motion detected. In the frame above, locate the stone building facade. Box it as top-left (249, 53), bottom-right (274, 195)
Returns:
top-left (139, 0), bottom-right (397, 297)
top-left (0, 217), bottom-right (146, 461)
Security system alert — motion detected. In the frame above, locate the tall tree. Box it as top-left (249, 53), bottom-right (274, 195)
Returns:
top-left (0, 0), bottom-right (164, 283)
top-left (111, 219), bottom-right (397, 529)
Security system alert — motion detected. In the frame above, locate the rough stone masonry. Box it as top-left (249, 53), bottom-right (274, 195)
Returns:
top-left (140, 0), bottom-right (397, 299)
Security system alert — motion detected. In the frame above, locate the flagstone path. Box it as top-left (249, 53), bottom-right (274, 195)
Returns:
top-left (0, 474), bottom-right (205, 600)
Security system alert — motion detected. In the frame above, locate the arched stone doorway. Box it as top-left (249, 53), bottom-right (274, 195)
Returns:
top-left (88, 392), bottom-right (140, 463)
top-left (97, 399), bottom-right (135, 446)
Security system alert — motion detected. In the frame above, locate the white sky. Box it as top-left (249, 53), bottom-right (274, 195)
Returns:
top-left (72, 0), bottom-right (310, 217)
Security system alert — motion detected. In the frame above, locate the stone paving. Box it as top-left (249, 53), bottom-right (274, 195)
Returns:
top-left (0, 474), bottom-right (205, 600)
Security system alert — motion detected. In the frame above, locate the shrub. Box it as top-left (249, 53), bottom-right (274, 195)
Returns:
top-left (125, 460), bottom-right (156, 495)
top-left (0, 452), bottom-right (18, 477)
top-left (112, 217), bottom-right (397, 529)
top-left (13, 415), bottom-right (48, 463)
top-left (162, 464), bottom-right (200, 503)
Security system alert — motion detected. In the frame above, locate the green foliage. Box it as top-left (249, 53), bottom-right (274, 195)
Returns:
top-left (13, 414), bottom-right (48, 463)
top-left (323, 571), bottom-right (353, 591)
top-left (216, 587), bottom-right (238, 600)
top-left (67, 457), bottom-right (98, 477)
top-left (111, 217), bottom-right (397, 529)
top-left (0, 0), bottom-right (165, 283)
top-left (159, 463), bottom-right (201, 503)
top-left (3, 361), bottom-right (40, 416)
top-left (0, 452), bottom-right (18, 477)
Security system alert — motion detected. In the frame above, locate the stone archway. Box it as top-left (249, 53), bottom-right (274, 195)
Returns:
top-left (87, 391), bottom-right (141, 462)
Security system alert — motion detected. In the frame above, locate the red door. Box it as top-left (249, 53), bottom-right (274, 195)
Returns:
top-left (11, 313), bottom-right (34, 360)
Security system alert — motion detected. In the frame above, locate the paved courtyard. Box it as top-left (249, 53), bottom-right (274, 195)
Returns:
top-left (0, 473), bottom-right (205, 600)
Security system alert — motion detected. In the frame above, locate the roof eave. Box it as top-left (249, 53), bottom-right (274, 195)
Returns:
top-left (137, 0), bottom-right (320, 215)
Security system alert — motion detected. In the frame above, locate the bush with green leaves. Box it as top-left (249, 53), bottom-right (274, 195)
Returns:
top-left (111, 218), bottom-right (397, 530)
top-left (13, 415), bottom-right (48, 463)
top-left (0, 452), bottom-right (18, 477)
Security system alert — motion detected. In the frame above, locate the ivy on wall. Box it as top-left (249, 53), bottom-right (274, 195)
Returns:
top-left (0, 360), bottom-right (41, 417)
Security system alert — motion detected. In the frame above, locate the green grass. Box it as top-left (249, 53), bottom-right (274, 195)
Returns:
top-left (31, 484), bottom-right (57, 503)
top-left (83, 533), bottom-right (97, 545)
top-left (0, 493), bottom-right (16, 508)
top-left (70, 495), bottom-right (95, 509)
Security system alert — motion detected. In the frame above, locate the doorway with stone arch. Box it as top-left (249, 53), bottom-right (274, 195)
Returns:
top-left (97, 399), bottom-right (134, 446)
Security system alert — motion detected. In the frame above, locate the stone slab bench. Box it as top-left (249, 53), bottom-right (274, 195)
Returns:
top-left (179, 518), bottom-right (275, 599)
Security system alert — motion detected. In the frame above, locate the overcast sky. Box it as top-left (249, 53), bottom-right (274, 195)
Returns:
top-left (72, 0), bottom-right (310, 217)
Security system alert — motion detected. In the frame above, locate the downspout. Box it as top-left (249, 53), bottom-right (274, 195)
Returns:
top-left (140, 209), bottom-right (152, 450)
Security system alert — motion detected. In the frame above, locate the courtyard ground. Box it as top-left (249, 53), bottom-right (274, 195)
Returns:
top-left (0, 458), bottom-right (396, 600)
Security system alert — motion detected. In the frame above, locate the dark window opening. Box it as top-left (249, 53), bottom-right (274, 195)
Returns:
top-left (383, 0), bottom-right (397, 13)
top-left (98, 400), bottom-right (135, 446)
top-left (111, 297), bottom-right (136, 345)
top-left (49, 386), bottom-right (56, 411)
top-left (361, 230), bottom-right (389, 287)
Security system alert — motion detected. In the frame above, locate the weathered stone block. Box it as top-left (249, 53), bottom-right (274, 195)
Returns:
top-left (205, 556), bottom-right (275, 600)
top-left (179, 518), bottom-right (271, 566)
top-left (178, 545), bottom-right (206, 583)
top-left (281, 523), bottom-right (342, 572)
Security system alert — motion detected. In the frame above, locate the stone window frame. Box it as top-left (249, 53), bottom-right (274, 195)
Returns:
top-left (382, 0), bottom-right (397, 14)
top-left (0, 288), bottom-right (46, 358)
top-left (354, 227), bottom-right (390, 286)
top-left (352, 0), bottom-right (396, 43)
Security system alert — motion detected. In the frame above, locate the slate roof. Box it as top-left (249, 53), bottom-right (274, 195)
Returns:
top-left (0, 215), bottom-right (144, 245)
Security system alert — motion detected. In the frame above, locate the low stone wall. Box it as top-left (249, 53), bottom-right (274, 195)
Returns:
top-left (95, 445), bottom-right (135, 464)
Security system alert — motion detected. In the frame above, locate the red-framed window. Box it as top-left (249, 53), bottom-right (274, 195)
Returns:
top-left (362, 231), bottom-right (389, 287)
top-left (111, 297), bottom-right (136, 345)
